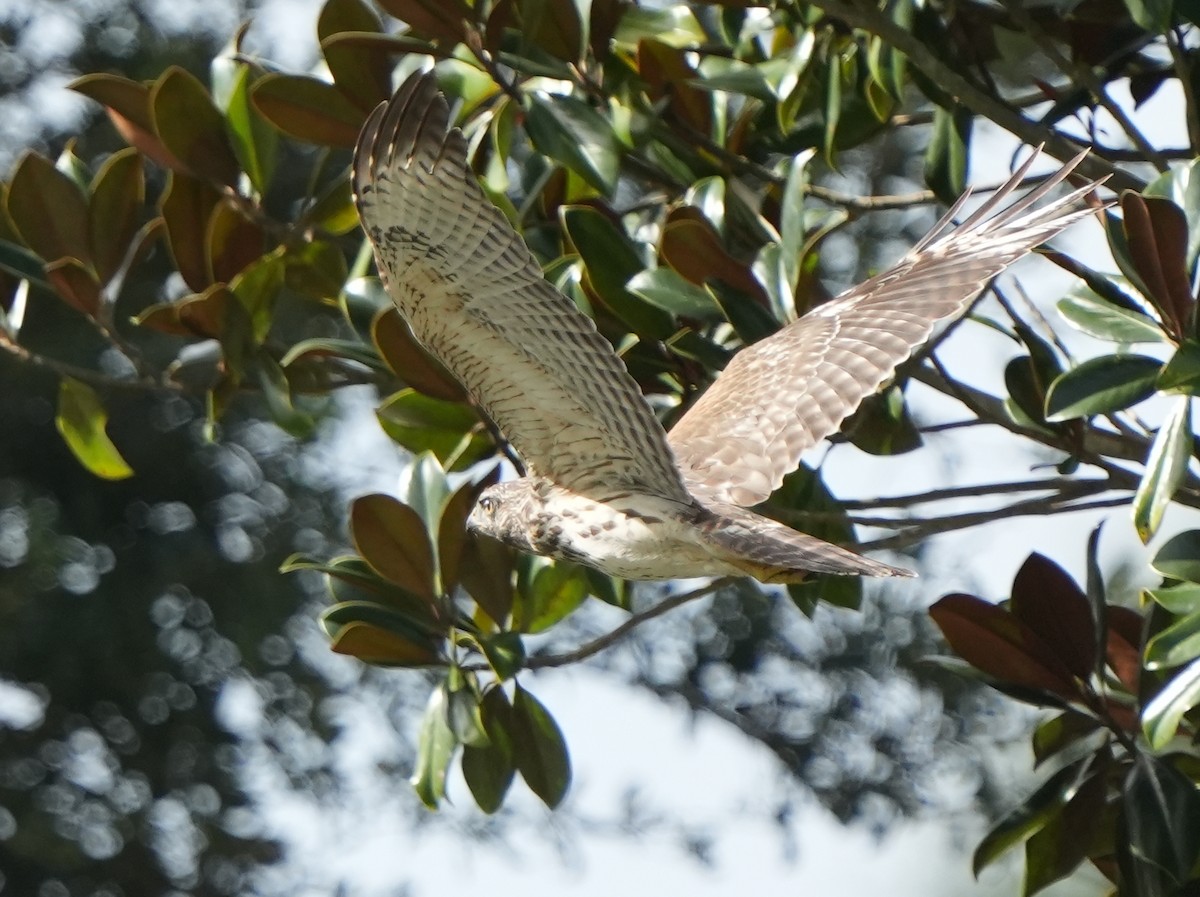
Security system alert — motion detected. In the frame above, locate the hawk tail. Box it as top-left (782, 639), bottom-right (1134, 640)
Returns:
top-left (703, 508), bottom-right (914, 581)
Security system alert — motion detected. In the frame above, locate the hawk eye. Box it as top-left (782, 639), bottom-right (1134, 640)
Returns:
top-left (479, 496), bottom-right (497, 514)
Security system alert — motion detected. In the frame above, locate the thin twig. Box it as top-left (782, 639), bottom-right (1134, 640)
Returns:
top-left (999, 0), bottom-right (1167, 171)
top-left (0, 337), bottom-right (183, 393)
top-left (521, 577), bottom-right (737, 670)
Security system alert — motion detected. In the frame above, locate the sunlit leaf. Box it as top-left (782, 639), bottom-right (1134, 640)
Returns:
top-left (627, 267), bottom-right (722, 319)
top-left (318, 0), bottom-right (392, 111)
top-left (526, 93), bottom-right (621, 195)
top-left (410, 683), bottom-right (457, 808)
top-left (1057, 290), bottom-right (1168, 345)
top-left (462, 686), bottom-right (516, 813)
top-left (925, 105), bottom-right (971, 203)
top-left (88, 148), bottom-right (145, 285)
top-left (55, 377), bottom-right (134, 481)
top-left (327, 619), bottom-right (441, 666)
top-left (225, 65), bottom-right (279, 195)
top-left (6, 152), bottom-right (92, 265)
top-left (1044, 354), bottom-right (1162, 422)
top-left (1142, 658), bottom-right (1200, 749)
top-left (159, 172), bottom-right (221, 292)
top-left (1145, 611), bottom-right (1200, 671)
top-left (1131, 395), bottom-right (1191, 543)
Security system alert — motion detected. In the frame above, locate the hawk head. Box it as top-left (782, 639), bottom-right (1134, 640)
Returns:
top-left (467, 480), bottom-right (536, 552)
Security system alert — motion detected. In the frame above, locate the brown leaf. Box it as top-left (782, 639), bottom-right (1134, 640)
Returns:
top-left (69, 74), bottom-right (181, 171)
top-left (661, 209), bottom-right (768, 303)
top-left (329, 620), bottom-right (441, 666)
top-left (590, 0), bottom-right (631, 60)
top-left (1105, 605), bottom-right (1144, 694)
top-left (206, 199), bottom-right (266, 283)
top-left (372, 307), bottom-right (467, 401)
top-left (45, 258), bottom-right (101, 316)
top-left (437, 473), bottom-right (495, 593)
top-left (350, 493), bottom-right (438, 602)
top-left (460, 533), bottom-right (515, 627)
top-left (1121, 192), bottom-right (1193, 339)
top-left (250, 74), bottom-right (365, 148)
top-left (1011, 553), bottom-right (1097, 680)
top-left (638, 39), bottom-right (712, 134)
top-left (375, 0), bottom-right (471, 44)
top-left (159, 172), bottom-right (221, 292)
top-left (930, 593), bottom-right (1082, 699)
top-left (135, 284), bottom-right (233, 339)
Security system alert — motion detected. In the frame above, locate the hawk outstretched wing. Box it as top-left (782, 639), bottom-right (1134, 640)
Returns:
top-left (354, 72), bottom-right (691, 504)
top-left (668, 150), bottom-right (1105, 507)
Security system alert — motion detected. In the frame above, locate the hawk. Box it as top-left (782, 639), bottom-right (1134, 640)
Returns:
top-left (353, 72), bottom-right (1105, 584)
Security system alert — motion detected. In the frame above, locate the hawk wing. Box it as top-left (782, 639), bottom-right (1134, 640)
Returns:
top-left (669, 149), bottom-right (1106, 506)
top-left (354, 73), bottom-right (691, 504)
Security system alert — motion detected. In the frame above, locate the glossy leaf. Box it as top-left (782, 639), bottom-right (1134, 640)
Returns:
top-left (972, 758), bottom-right (1088, 876)
top-left (1057, 290), bottom-right (1168, 344)
top-left (410, 684), bottom-right (457, 809)
top-left (1023, 768), bottom-right (1106, 897)
top-left (1123, 755), bottom-right (1200, 882)
top-left (1131, 395), bottom-right (1191, 543)
top-left (1145, 583), bottom-right (1200, 614)
top-left (150, 67), bottom-right (240, 186)
top-left (286, 554), bottom-right (442, 626)
top-left (1122, 193), bottom-right (1193, 340)
top-left (526, 93), bottom-right (621, 195)
top-left (1152, 529), bottom-right (1200, 583)
top-left (561, 206), bottom-right (674, 338)
top-left (659, 210), bottom-right (765, 301)
top-left (250, 74), bottom-right (364, 148)
top-left (1157, 339), bottom-right (1200, 393)
top-left (350, 493), bottom-right (437, 602)
top-left (638, 38), bottom-right (711, 133)
top-left (1031, 712), bottom-right (1101, 767)
top-left (207, 199), bottom-right (266, 284)
top-left (88, 148), bottom-right (145, 284)
top-left (925, 105), bottom-right (971, 204)
top-left (516, 561), bottom-right (589, 633)
top-left (1145, 158), bottom-right (1200, 270)
top-left (6, 152), bottom-right (91, 265)
top-left (45, 258), bottom-right (102, 317)
top-left (1044, 354), bottom-right (1162, 422)
top-left (511, 683), bottom-right (571, 808)
top-left (460, 533), bottom-right (516, 627)
top-left (328, 619), bottom-right (441, 666)
top-left (55, 378), bottom-right (134, 481)
top-left (626, 267), bottom-right (722, 319)
top-left (225, 65), bottom-right (279, 195)
top-left (1142, 658), bottom-right (1200, 749)
top-left (462, 686), bottom-right (516, 813)
top-left (1145, 611), bottom-right (1200, 670)
top-left (1122, 0), bottom-right (1174, 33)
top-left (0, 239), bottom-right (47, 288)
top-left (376, 389), bottom-right (489, 470)
top-left (1010, 553), bottom-right (1096, 680)
top-left (929, 593), bottom-right (1079, 698)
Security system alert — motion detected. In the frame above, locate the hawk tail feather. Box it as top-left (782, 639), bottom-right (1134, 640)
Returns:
top-left (703, 509), bottom-right (914, 581)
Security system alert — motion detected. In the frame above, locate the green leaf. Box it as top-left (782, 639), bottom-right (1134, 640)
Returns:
top-left (159, 172), bottom-right (221, 292)
top-left (1142, 658), bottom-right (1200, 749)
top-left (511, 683), bottom-right (571, 808)
top-left (1023, 768), bottom-right (1107, 897)
top-left (323, 605), bottom-right (442, 666)
top-left (613, 4), bottom-right (705, 48)
top-left (516, 560), bottom-right (589, 633)
top-left (376, 389), bottom-right (489, 470)
top-left (0, 239), bottom-right (49, 288)
top-left (1145, 583), bottom-right (1200, 614)
top-left (479, 632), bottom-right (526, 680)
top-left (55, 377), bottom-right (134, 481)
top-left (1158, 340), bottom-right (1200, 394)
top-left (925, 105), bottom-right (971, 204)
top-left (561, 206), bottom-right (674, 338)
top-left (410, 683), bottom-right (458, 809)
top-left (1152, 530), bottom-right (1200, 583)
top-left (318, 0), bottom-right (391, 112)
top-left (1044, 354), bottom-right (1162, 422)
top-left (1122, 0), bottom-right (1174, 33)
top-left (253, 354), bottom-right (316, 438)
top-left (779, 149), bottom-right (815, 294)
top-left (626, 267), bottom-right (723, 319)
top-left (1132, 396), bottom-right (1192, 543)
top-left (1057, 290), bottom-right (1169, 344)
top-left (1146, 611), bottom-right (1200, 670)
top-left (972, 759), bottom-right (1089, 876)
top-left (1123, 755), bottom-right (1200, 883)
top-left (461, 686), bottom-right (516, 813)
top-left (526, 93), bottom-right (620, 195)
top-left (225, 65), bottom-right (279, 195)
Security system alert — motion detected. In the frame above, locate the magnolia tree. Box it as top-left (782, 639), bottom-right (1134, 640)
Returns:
top-left (2, 0), bottom-right (1199, 893)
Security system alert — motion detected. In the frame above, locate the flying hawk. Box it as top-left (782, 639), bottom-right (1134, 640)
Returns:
top-left (353, 71), bottom-right (1105, 584)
